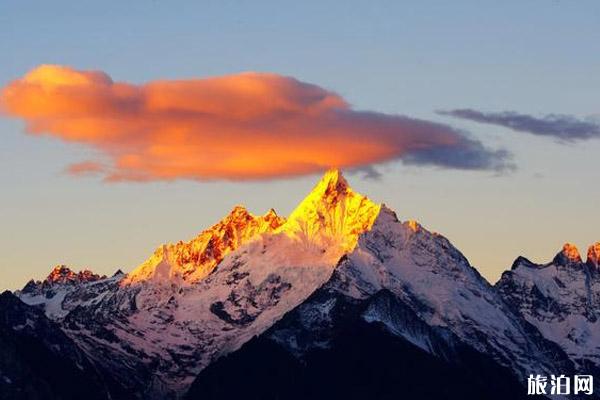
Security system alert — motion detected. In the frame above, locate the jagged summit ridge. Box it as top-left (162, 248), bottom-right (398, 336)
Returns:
top-left (21, 265), bottom-right (107, 294)
top-left (510, 242), bottom-right (600, 270)
top-left (47, 265), bottom-right (107, 284)
top-left (552, 242), bottom-right (600, 268)
top-left (124, 205), bottom-right (286, 284)
top-left (125, 169), bottom-right (381, 284)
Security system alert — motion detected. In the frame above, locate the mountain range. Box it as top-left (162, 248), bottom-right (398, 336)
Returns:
top-left (1, 170), bottom-right (598, 399)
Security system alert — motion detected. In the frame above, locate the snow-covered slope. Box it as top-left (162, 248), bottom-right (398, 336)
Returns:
top-left (322, 206), bottom-right (571, 378)
top-left (496, 242), bottom-right (600, 370)
top-left (186, 287), bottom-right (532, 400)
top-left (14, 169), bottom-right (585, 399)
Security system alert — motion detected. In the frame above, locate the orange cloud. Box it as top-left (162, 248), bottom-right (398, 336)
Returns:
top-left (1, 65), bottom-right (510, 181)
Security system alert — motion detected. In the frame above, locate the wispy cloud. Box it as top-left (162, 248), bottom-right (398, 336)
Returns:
top-left (438, 109), bottom-right (600, 142)
top-left (1, 65), bottom-right (511, 182)
top-left (65, 161), bottom-right (106, 177)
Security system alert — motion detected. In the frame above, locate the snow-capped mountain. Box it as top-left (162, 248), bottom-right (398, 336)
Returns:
top-left (17, 170), bottom-right (383, 398)
top-left (317, 206), bottom-right (572, 379)
top-left (7, 169), bottom-right (595, 399)
top-left (497, 243), bottom-right (600, 372)
top-left (16, 266), bottom-right (123, 320)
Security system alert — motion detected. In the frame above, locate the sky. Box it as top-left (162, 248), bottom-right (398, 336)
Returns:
top-left (1, 0), bottom-right (599, 291)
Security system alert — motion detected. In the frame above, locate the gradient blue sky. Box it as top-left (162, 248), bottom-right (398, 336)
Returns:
top-left (1, 0), bottom-right (599, 290)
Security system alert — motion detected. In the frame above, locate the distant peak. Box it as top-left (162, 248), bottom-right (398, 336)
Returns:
top-left (554, 243), bottom-right (582, 265)
top-left (47, 265), bottom-right (75, 282)
top-left (45, 265), bottom-right (105, 285)
top-left (562, 243), bottom-right (582, 261)
top-left (51, 264), bottom-right (71, 273)
top-left (587, 242), bottom-right (600, 268)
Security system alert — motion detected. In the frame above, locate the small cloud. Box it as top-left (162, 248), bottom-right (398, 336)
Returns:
top-left (438, 109), bottom-right (600, 142)
top-left (65, 161), bottom-right (106, 177)
top-left (347, 165), bottom-right (383, 180)
top-left (1, 65), bottom-right (512, 182)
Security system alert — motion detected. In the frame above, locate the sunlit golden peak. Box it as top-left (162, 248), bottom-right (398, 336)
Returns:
top-left (225, 204), bottom-right (252, 219)
top-left (124, 170), bottom-right (382, 285)
top-left (47, 265), bottom-right (74, 281)
top-left (123, 205), bottom-right (286, 285)
top-left (587, 242), bottom-right (600, 267)
top-left (561, 243), bottom-right (582, 263)
top-left (283, 169), bottom-right (381, 260)
top-left (46, 265), bottom-right (105, 285)
top-left (313, 168), bottom-right (349, 195)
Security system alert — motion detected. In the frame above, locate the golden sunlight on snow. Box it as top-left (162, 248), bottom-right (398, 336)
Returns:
top-left (123, 169), bottom-right (381, 285)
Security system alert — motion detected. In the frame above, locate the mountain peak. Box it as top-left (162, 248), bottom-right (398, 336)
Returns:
top-left (39, 265), bottom-right (106, 287)
top-left (227, 204), bottom-right (251, 217)
top-left (292, 169), bottom-right (352, 211)
top-left (510, 256), bottom-right (537, 270)
top-left (47, 265), bottom-right (75, 282)
top-left (313, 168), bottom-right (349, 195)
top-left (553, 243), bottom-right (582, 265)
top-left (587, 242), bottom-right (600, 268)
top-left (124, 205), bottom-right (286, 285)
top-left (123, 169), bottom-right (379, 285)
top-left (283, 169), bottom-right (381, 259)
